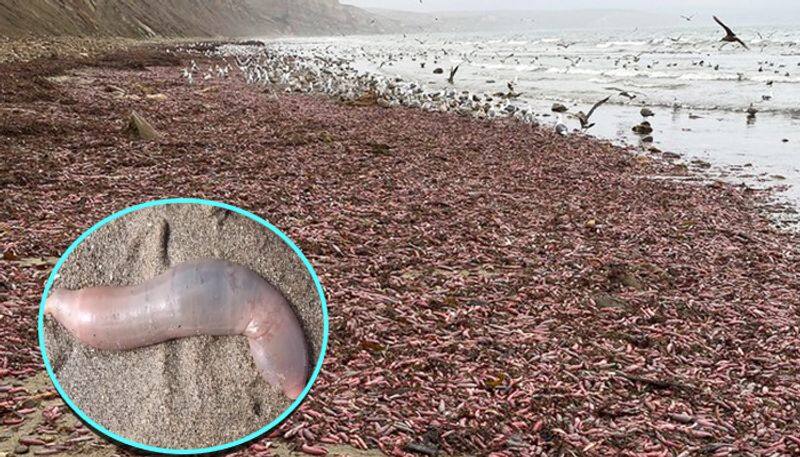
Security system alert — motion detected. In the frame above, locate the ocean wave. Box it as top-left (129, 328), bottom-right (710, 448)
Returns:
top-left (677, 73), bottom-right (746, 81)
top-left (596, 40), bottom-right (648, 49)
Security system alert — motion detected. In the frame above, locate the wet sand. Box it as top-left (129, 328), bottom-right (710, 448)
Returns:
top-left (1, 43), bottom-right (800, 456)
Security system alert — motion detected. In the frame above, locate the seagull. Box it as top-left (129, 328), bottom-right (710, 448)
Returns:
top-left (632, 121), bottom-right (653, 134)
top-left (714, 16), bottom-right (749, 50)
top-left (681, 14), bottom-right (694, 21)
top-left (746, 104), bottom-right (758, 119)
top-left (495, 52), bottom-right (515, 63)
top-left (181, 68), bottom-right (193, 85)
top-left (606, 86), bottom-right (638, 100)
top-left (576, 96), bottom-right (610, 130)
top-left (555, 114), bottom-right (568, 136)
top-left (447, 65), bottom-right (459, 84)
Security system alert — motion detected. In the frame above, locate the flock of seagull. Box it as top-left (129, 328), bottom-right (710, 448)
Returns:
top-left (178, 15), bottom-right (781, 140)
top-left (203, 46), bottom-right (542, 124)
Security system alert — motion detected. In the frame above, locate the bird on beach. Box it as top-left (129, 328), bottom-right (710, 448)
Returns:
top-left (555, 114), bottom-right (568, 136)
top-left (575, 96), bottom-right (610, 130)
top-left (506, 81), bottom-right (522, 98)
top-left (746, 104), bottom-right (758, 119)
top-left (714, 16), bottom-right (749, 50)
top-left (632, 121), bottom-right (653, 135)
top-left (181, 68), bottom-right (194, 85)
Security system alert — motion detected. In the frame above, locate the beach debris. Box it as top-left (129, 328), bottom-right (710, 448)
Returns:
top-left (432, 67), bottom-right (443, 74)
top-left (405, 427), bottom-right (441, 456)
top-left (616, 371), bottom-right (694, 391)
top-left (640, 107), bottom-right (655, 118)
top-left (405, 442), bottom-right (438, 456)
top-left (632, 120), bottom-right (653, 134)
top-left (300, 444), bottom-right (328, 455)
top-left (4, 45), bottom-right (800, 457)
top-left (668, 412), bottom-right (695, 424)
top-left (551, 102), bottom-right (568, 113)
top-left (576, 95), bottom-right (610, 130)
top-left (367, 142), bottom-right (392, 155)
top-left (126, 110), bottom-right (159, 140)
top-left (593, 293), bottom-right (627, 309)
top-left (714, 16), bottom-right (749, 50)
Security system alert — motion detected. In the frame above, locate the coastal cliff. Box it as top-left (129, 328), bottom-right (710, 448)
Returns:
top-left (0, 0), bottom-right (394, 38)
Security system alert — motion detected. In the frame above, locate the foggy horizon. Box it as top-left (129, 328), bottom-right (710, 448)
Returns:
top-left (341, 0), bottom-right (800, 25)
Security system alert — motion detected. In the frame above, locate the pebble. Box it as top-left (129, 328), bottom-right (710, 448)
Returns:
top-left (13, 445), bottom-right (28, 455)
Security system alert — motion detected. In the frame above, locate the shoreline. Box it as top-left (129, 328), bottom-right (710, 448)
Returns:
top-left (1, 43), bottom-right (800, 455)
top-left (266, 33), bottom-right (800, 226)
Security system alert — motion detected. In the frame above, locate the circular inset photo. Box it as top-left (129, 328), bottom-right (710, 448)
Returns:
top-left (37, 199), bottom-right (327, 453)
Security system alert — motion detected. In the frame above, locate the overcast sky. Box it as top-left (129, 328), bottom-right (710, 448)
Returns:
top-left (340, 0), bottom-right (800, 25)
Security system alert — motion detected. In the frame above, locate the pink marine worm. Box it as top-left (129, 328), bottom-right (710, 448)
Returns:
top-left (44, 259), bottom-right (310, 399)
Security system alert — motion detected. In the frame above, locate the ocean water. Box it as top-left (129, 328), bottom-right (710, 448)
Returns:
top-left (269, 27), bottom-right (800, 217)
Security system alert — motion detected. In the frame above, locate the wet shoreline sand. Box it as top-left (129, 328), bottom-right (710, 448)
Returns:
top-left (1, 42), bottom-right (799, 455)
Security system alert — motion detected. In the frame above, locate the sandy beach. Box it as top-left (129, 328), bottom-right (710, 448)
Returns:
top-left (1, 41), bottom-right (800, 456)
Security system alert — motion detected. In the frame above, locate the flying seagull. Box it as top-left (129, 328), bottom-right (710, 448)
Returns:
top-left (495, 52), bottom-right (515, 63)
top-left (714, 16), bottom-right (749, 50)
top-left (681, 15), bottom-right (694, 21)
top-left (447, 65), bottom-right (460, 84)
top-left (606, 86), bottom-right (638, 100)
top-left (576, 96), bottom-right (611, 130)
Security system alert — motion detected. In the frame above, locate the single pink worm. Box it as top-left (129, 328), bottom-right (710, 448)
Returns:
top-left (44, 259), bottom-right (310, 399)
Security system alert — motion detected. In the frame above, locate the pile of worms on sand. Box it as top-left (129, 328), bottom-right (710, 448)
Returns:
top-left (1, 43), bottom-right (800, 456)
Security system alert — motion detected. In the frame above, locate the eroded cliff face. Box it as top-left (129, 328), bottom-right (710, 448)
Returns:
top-left (0, 0), bottom-right (394, 38)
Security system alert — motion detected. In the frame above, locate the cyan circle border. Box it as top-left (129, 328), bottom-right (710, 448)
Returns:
top-left (36, 197), bottom-right (329, 455)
